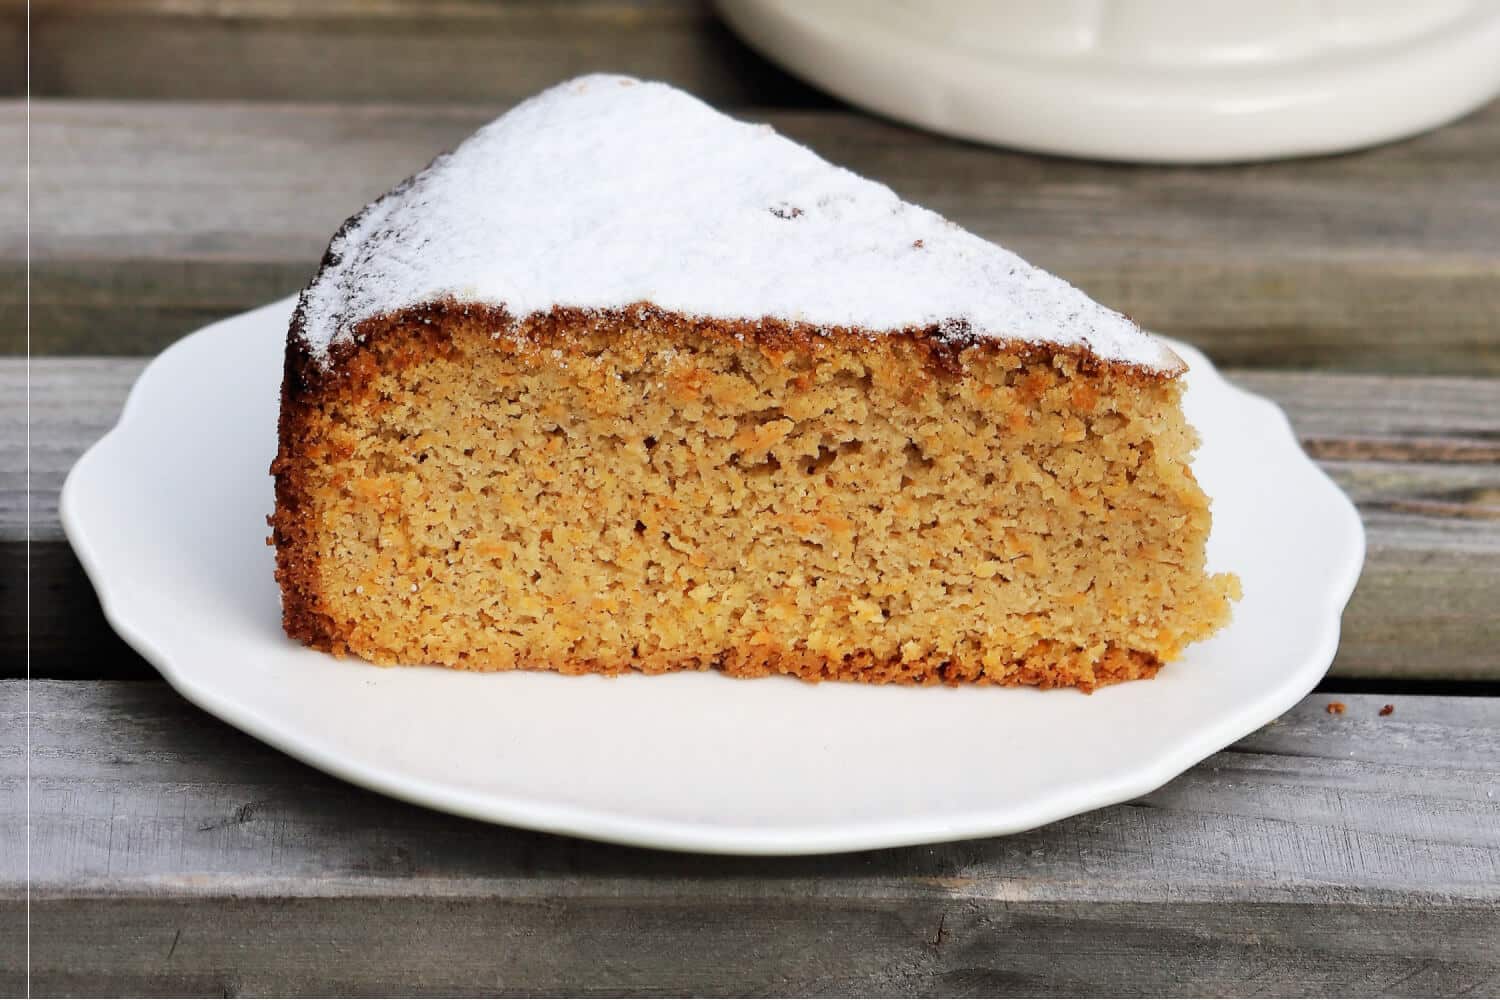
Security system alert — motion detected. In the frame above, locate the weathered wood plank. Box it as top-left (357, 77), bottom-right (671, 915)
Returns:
top-left (16, 365), bottom-right (1498, 546)
top-left (18, 533), bottom-right (1489, 682)
top-left (1230, 371), bottom-right (1500, 466)
top-left (9, 99), bottom-right (1500, 371)
top-left (7, 359), bottom-right (1497, 680)
top-left (15, 897), bottom-right (1499, 998)
top-left (2, 681), bottom-right (1497, 996)
top-left (24, 0), bottom-right (826, 107)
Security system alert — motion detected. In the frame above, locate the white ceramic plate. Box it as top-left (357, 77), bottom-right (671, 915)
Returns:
top-left (63, 297), bottom-right (1363, 855)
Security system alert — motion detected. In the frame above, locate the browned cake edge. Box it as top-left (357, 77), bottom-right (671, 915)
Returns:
top-left (271, 295), bottom-right (1179, 692)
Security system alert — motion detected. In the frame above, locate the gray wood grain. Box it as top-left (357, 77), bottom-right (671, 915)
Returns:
top-left (2, 680), bottom-right (1497, 996)
top-left (1229, 372), bottom-right (1500, 466)
top-left (8, 359), bottom-right (1498, 680)
top-left (8, 99), bottom-right (1500, 371)
top-left (24, 0), bottom-right (826, 106)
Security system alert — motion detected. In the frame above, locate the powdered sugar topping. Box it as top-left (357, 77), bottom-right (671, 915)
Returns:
top-left (296, 75), bottom-right (1179, 373)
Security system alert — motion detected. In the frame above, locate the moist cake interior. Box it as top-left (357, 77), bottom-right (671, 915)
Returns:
top-left (274, 307), bottom-right (1239, 691)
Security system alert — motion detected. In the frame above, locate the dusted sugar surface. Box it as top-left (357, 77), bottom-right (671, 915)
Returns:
top-left (296, 74), bottom-right (1179, 373)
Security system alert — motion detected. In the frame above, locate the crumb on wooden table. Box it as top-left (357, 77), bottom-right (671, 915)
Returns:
top-left (1326, 702), bottom-right (1346, 715)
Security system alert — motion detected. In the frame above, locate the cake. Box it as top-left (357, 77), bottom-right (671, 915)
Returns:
top-left (271, 75), bottom-right (1239, 691)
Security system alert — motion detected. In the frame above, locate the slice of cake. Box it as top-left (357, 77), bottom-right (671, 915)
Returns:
top-left (272, 75), bottom-right (1239, 691)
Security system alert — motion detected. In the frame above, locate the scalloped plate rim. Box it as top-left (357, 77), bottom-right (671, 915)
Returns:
top-left (61, 297), bottom-right (1365, 855)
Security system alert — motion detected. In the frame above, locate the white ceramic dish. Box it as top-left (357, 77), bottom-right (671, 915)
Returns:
top-left (717, 0), bottom-right (1500, 163)
top-left (62, 297), bottom-right (1363, 854)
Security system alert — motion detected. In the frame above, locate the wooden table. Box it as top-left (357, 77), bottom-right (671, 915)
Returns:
top-left (5, 2), bottom-right (1499, 995)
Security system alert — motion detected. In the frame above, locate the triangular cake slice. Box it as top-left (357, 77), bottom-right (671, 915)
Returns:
top-left (273, 75), bottom-right (1239, 690)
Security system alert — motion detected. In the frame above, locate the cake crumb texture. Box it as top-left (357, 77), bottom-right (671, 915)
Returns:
top-left (273, 309), bottom-right (1238, 691)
